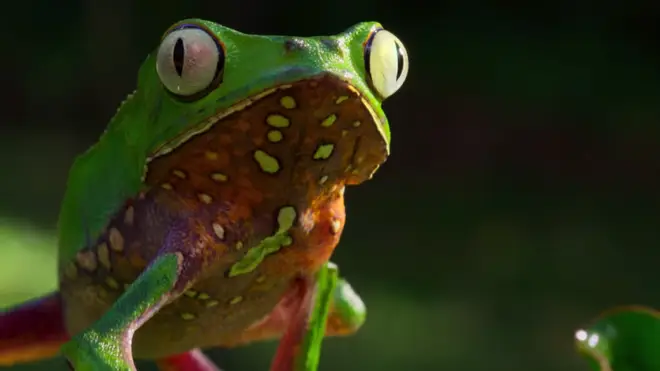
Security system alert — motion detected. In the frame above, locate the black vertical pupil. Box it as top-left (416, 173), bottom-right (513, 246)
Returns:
top-left (395, 42), bottom-right (404, 80)
top-left (173, 37), bottom-right (185, 77)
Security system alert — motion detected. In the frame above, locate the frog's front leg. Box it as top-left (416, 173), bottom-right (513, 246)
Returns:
top-left (237, 269), bottom-right (366, 345)
top-left (62, 228), bottom-right (206, 371)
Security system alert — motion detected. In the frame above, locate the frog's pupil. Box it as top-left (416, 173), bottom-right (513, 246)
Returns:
top-left (173, 38), bottom-right (185, 77)
top-left (395, 42), bottom-right (404, 80)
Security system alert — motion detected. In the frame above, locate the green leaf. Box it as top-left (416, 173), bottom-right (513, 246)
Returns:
top-left (576, 306), bottom-right (660, 371)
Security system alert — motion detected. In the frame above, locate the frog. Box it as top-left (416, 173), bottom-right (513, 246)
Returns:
top-left (0, 17), bottom-right (408, 371)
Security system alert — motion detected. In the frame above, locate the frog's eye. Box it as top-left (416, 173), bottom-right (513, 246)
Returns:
top-left (156, 24), bottom-right (225, 98)
top-left (364, 29), bottom-right (409, 99)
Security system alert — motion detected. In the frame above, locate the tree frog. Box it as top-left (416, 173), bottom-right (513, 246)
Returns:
top-left (0, 18), bottom-right (408, 371)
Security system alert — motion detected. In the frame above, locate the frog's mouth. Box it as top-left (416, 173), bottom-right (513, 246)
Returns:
top-left (145, 72), bottom-right (388, 190)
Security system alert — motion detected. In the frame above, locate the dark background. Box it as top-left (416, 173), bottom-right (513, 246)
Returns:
top-left (2, 1), bottom-right (660, 370)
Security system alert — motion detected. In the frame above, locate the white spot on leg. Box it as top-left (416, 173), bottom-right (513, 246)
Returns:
top-left (213, 223), bottom-right (225, 240)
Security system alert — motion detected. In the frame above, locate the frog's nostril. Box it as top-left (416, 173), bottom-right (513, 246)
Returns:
top-left (284, 38), bottom-right (305, 52)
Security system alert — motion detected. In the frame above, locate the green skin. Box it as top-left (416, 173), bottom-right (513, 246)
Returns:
top-left (56, 19), bottom-right (407, 370)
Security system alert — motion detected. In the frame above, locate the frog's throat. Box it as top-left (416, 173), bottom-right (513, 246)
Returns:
top-left (145, 72), bottom-right (388, 185)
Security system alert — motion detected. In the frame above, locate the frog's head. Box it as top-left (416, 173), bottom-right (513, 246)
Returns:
top-left (137, 19), bottom-right (408, 190)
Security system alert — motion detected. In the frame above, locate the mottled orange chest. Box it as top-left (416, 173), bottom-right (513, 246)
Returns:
top-left (144, 73), bottom-right (385, 273)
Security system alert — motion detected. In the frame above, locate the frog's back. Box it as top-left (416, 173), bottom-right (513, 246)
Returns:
top-left (57, 93), bottom-right (148, 267)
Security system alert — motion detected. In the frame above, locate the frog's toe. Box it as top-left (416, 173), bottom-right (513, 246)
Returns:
top-left (61, 331), bottom-right (134, 371)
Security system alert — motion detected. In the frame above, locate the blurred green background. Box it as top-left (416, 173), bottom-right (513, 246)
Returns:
top-left (2, 1), bottom-right (660, 370)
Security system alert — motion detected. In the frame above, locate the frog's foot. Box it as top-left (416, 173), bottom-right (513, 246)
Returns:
top-left (61, 329), bottom-right (136, 371)
top-left (234, 271), bottom-right (366, 347)
top-left (575, 305), bottom-right (660, 371)
top-left (156, 349), bottom-right (221, 371)
top-left (324, 276), bottom-right (367, 337)
top-left (63, 227), bottom-right (213, 370)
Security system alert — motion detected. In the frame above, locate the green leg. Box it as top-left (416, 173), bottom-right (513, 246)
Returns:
top-left (61, 251), bottom-right (186, 371)
top-left (270, 263), bottom-right (339, 371)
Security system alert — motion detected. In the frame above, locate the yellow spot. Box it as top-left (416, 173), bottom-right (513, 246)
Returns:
top-left (266, 114), bottom-right (290, 128)
top-left (105, 277), bottom-right (120, 290)
top-left (319, 175), bottom-right (328, 185)
top-left (335, 96), bottom-right (349, 104)
top-left (198, 293), bottom-right (210, 300)
top-left (236, 241), bottom-right (244, 250)
top-left (184, 290), bottom-right (197, 298)
top-left (352, 121), bottom-right (361, 127)
top-left (181, 313), bottom-right (196, 321)
top-left (228, 206), bottom-right (297, 277)
top-left (330, 219), bottom-right (342, 234)
top-left (253, 150), bottom-right (280, 173)
top-left (161, 183), bottom-right (173, 190)
top-left (173, 169), bottom-right (186, 179)
top-left (313, 144), bottom-right (335, 160)
top-left (205, 151), bottom-right (218, 160)
top-left (230, 296), bottom-right (243, 305)
top-left (76, 251), bottom-right (97, 271)
top-left (321, 114), bottom-right (337, 127)
top-left (206, 300), bottom-right (219, 308)
top-left (267, 130), bottom-right (283, 143)
top-left (97, 243), bottom-right (111, 270)
top-left (280, 96), bottom-right (296, 109)
top-left (213, 223), bottom-right (225, 239)
top-left (277, 206), bottom-right (297, 232)
top-left (198, 193), bottom-right (213, 204)
top-left (342, 130), bottom-right (349, 137)
top-left (256, 275), bottom-right (266, 283)
top-left (211, 172), bottom-right (228, 182)
top-left (124, 206), bottom-right (134, 225)
top-left (63, 263), bottom-right (77, 280)
top-left (109, 228), bottom-right (124, 252)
